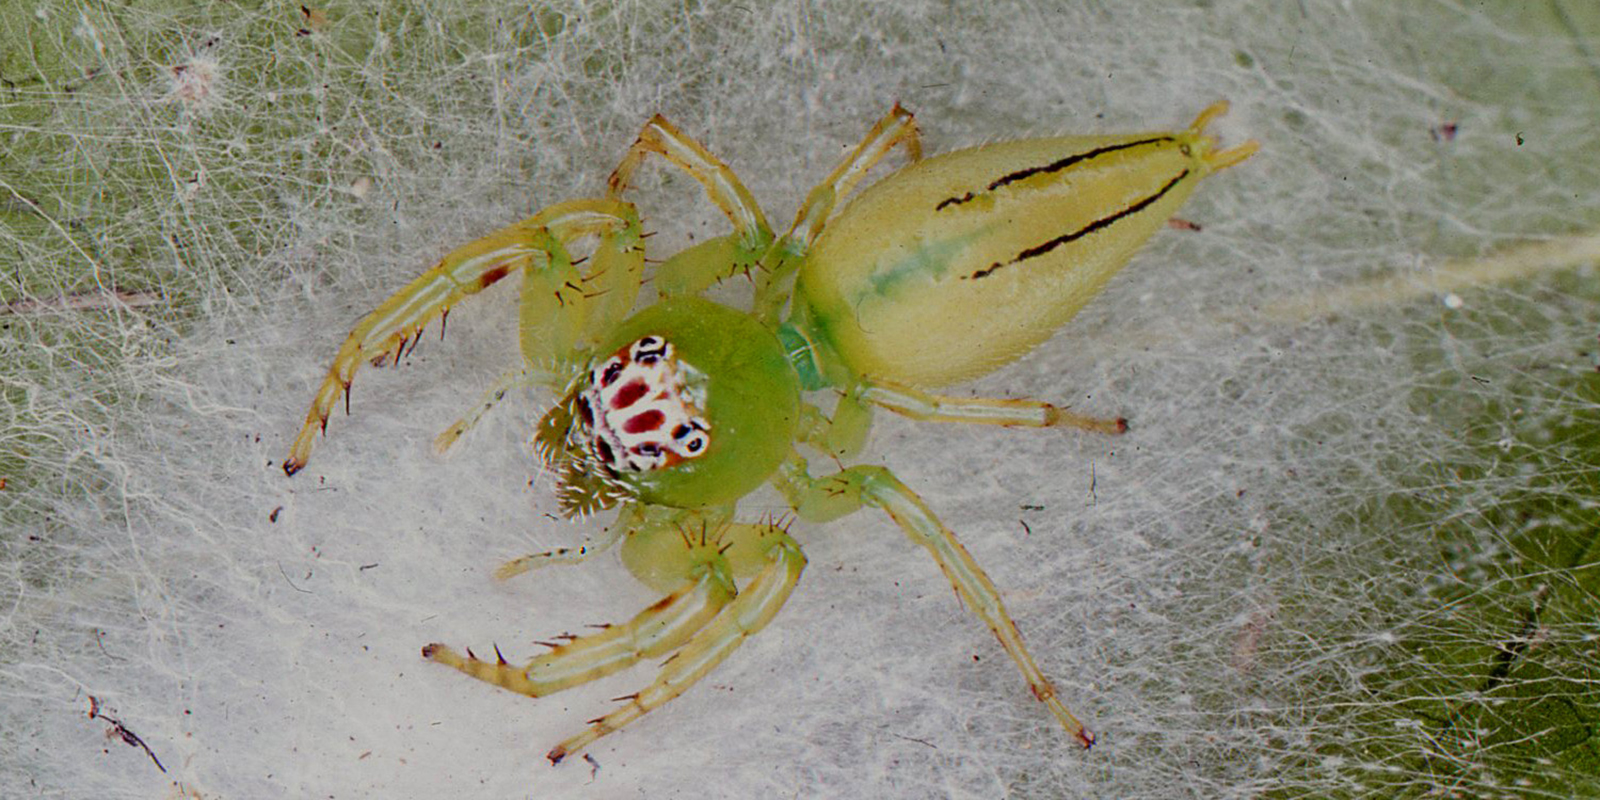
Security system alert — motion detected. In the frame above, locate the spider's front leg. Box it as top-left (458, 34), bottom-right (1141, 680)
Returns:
top-left (425, 509), bottom-right (807, 764)
top-left (283, 198), bottom-right (641, 475)
top-left (773, 451), bottom-right (1095, 748)
top-left (421, 552), bottom-right (735, 705)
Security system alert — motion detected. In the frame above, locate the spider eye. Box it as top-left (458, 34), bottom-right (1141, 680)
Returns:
top-left (684, 435), bottom-right (705, 453)
top-left (599, 359), bottom-right (624, 387)
top-left (632, 335), bottom-right (669, 364)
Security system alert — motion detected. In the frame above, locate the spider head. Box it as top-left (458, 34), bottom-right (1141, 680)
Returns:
top-left (575, 335), bottom-right (713, 473)
top-left (535, 334), bottom-right (710, 517)
top-left (533, 297), bottom-right (800, 517)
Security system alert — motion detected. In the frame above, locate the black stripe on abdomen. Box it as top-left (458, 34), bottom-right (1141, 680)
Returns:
top-left (965, 168), bottom-right (1190, 281)
top-left (936, 136), bottom-right (1174, 212)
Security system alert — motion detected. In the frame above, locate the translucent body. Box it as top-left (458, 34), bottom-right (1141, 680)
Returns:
top-left (284, 103), bottom-right (1256, 763)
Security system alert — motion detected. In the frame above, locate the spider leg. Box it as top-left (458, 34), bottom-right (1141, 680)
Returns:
top-left (608, 114), bottom-right (773, 247)
top-left (773, 453), bottom-right (1095, 749)
top-left (859, 379), bottom-right (1128, 435)
top-left (283, 199), bottom-right (636, 475)
top-left (491, 527), bottom-right (622, 579)
top-left (492, 528), bottom-right (623, 578)
top-left (783, 103), bottom-right (923, 248)
top-left (427, 511), bottom-right (805, 764)
top-left (422, 555), bottom-right (735, 703)
top-left (794, 395), bottom-right (873, 461)
top-left (752, 104), bottom-right (921, 322)
top-left (492, 504), bottom-right (643, 580)
top-left (606, 114), bottom-right (776, 296)
top-left (545, 527), bottom-right (805, 764)
top-left (432, 367), bottom-right (532, 455)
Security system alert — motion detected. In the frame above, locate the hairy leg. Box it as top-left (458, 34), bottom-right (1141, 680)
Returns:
top-left (773, 453), bottom-right (1095, 748)
top-left (546, 525), bottom-right (805, 763)
top-left (284, 199), bottom-right (636, 474)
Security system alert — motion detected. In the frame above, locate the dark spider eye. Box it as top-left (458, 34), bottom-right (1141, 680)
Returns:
top-left (635, 443), bottom-right (661, 457)
top-left (684, 437), bottom-right (703, 453)
top-left (633, 336), bottom-right (668, 363)
top-left (600, 360), bottom-right (624, 387)
top-left (671, 423), bottom-right (691, 440)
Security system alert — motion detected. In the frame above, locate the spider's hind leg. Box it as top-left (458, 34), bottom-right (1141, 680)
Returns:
top-left (772, 453), bottom-right (1095, 749)
top-left (860, 378), bottom-right (1127, 435)
top-left (782, 103), bottom-right (923, 249)
top-left (751, 104), bottom-right (922, 323)
top-left (793, 374), bottom-right (1124, 467)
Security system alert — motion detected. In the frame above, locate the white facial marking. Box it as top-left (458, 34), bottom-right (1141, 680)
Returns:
top-left (576, 337), bottom-right (711, 472)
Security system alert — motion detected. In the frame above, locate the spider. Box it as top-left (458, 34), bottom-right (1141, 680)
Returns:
top-left (284, 101), bottom-right (1256, 763)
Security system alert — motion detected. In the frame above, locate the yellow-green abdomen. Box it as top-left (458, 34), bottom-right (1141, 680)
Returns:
top-left (797, 129), bottom-right (1217, 387)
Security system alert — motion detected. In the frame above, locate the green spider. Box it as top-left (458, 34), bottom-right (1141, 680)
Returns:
top-left (284, 101), bottom-right (1256, 763)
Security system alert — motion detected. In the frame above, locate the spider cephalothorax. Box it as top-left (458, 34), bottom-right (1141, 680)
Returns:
top-left (286, 102), bottom-right (1255, 762)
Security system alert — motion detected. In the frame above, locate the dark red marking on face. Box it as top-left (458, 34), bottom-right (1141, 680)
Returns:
top-left (623, 410), bottom-right (664, 434)
top-left (610, 380), bottom-right (649, 410)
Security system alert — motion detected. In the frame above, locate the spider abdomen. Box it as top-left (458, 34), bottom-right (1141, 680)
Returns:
top-left (798, 121), bottom-right (1248, 387)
